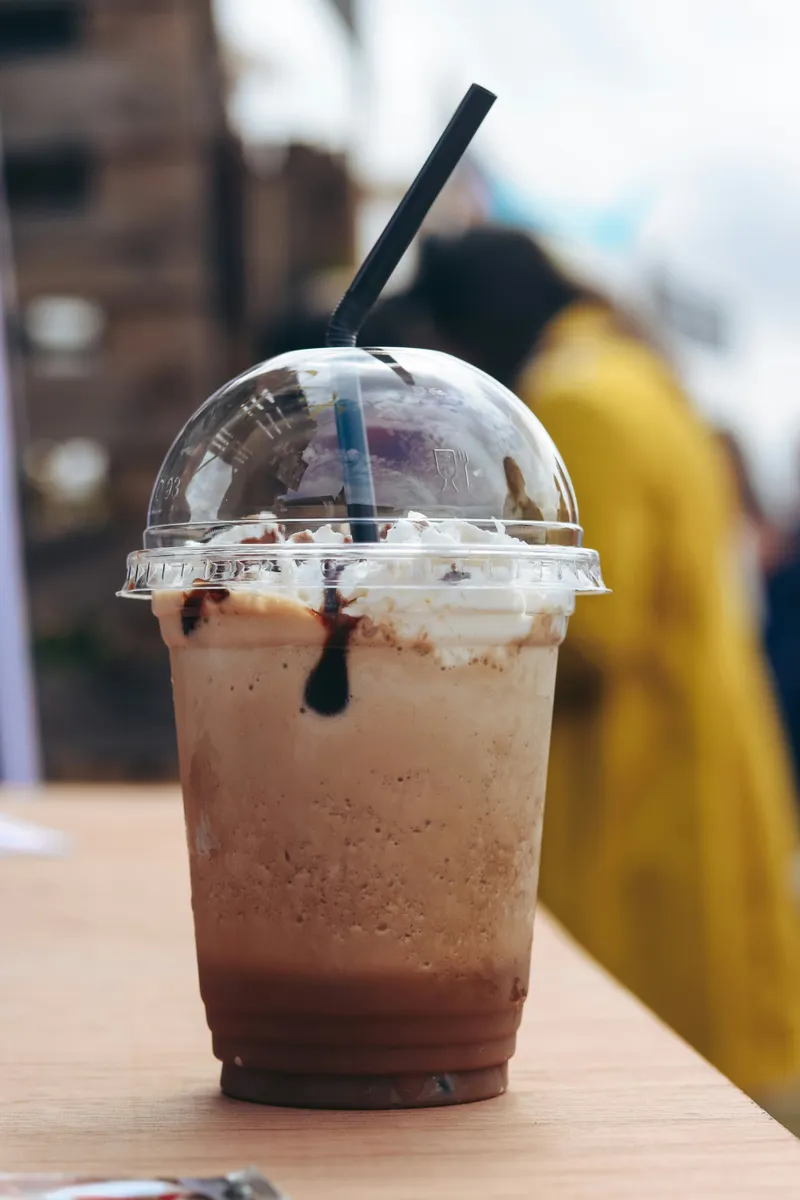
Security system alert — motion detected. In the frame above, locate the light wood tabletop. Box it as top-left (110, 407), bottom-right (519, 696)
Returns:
top-left (1, 789), bottom-right (799, 1198)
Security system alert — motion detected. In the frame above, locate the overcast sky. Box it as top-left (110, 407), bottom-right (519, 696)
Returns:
top-left (216, 0), bottom-right (800, 193)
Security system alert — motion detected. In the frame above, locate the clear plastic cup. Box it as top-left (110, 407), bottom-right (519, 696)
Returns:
top-left (121, 346), bottom-right (605, 1108)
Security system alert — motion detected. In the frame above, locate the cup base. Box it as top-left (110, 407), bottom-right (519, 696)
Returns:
top-left (220, 1061), bottom-right (508, 1109)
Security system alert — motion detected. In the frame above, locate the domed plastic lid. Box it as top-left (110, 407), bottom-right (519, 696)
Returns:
top-left (122, 346), bottom-right (606, 595)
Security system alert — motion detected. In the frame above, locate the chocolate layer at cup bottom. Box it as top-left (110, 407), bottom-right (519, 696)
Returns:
top-left (201, 963), bottom-right (525, 1078)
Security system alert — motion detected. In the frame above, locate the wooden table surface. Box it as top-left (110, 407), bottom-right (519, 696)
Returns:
top-left (2, 789), bottom-right (800, 1198)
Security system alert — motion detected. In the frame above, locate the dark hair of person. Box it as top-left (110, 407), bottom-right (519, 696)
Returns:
top-left (409, 227), bottom-right (647, 389)
top-left (358, 292), bottom-right (438, 349)
top-left (256, 308), bottom-right (332, 362)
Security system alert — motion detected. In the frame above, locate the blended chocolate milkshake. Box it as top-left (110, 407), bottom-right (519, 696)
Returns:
top-left (122, 343), bottom-right (606, 1109)
top-left (153, 517), bottom-right (569, 1107)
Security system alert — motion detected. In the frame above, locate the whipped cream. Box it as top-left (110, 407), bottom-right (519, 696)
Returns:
top-left (339, 514), bottom-right (558, 652)
top-left (136, 513), bottom-right (605, 658)
top-left (191, 513), bottom-right (578, 658)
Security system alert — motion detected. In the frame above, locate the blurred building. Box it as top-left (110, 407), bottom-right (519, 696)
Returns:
top-left (0, 0), bottom-right (356, 779)
top-left (0, 0), bottom-right (230, 779)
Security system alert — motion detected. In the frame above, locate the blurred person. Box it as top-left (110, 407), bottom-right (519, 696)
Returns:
top-left (716, 430), bottom-right (800, 800)
top-left (400, 227), bottom-right (800, 1104)
top-left (716, 429), bottom-right (789, 576)
top-left (764, 479), bottom-right (800, 796)
top-left (714, 430), bottom-right (771, 625)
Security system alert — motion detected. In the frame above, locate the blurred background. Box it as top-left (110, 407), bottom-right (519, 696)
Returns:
top-left (1, 0), bottom-right (800, 782)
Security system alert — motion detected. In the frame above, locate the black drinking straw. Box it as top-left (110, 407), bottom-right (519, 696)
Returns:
top-left (327, 83), bottom-right (496, 543)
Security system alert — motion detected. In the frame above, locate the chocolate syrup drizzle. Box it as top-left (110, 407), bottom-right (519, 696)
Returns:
top-left (180, 530), bottom-right (475, 716)
top-left (181, 588), bottom-right (230, 636)
top-left (181, 576), bottom-right (355, 716)
top-left (303, 563), bottom-right (356, 717)
top-left (181, 544), bottom-right (473, 716)
top-left (180, 558), bottom-right (355, 717)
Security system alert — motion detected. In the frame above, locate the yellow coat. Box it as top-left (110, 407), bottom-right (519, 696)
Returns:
top-left (524, 303), bottom-right (800, 1094)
